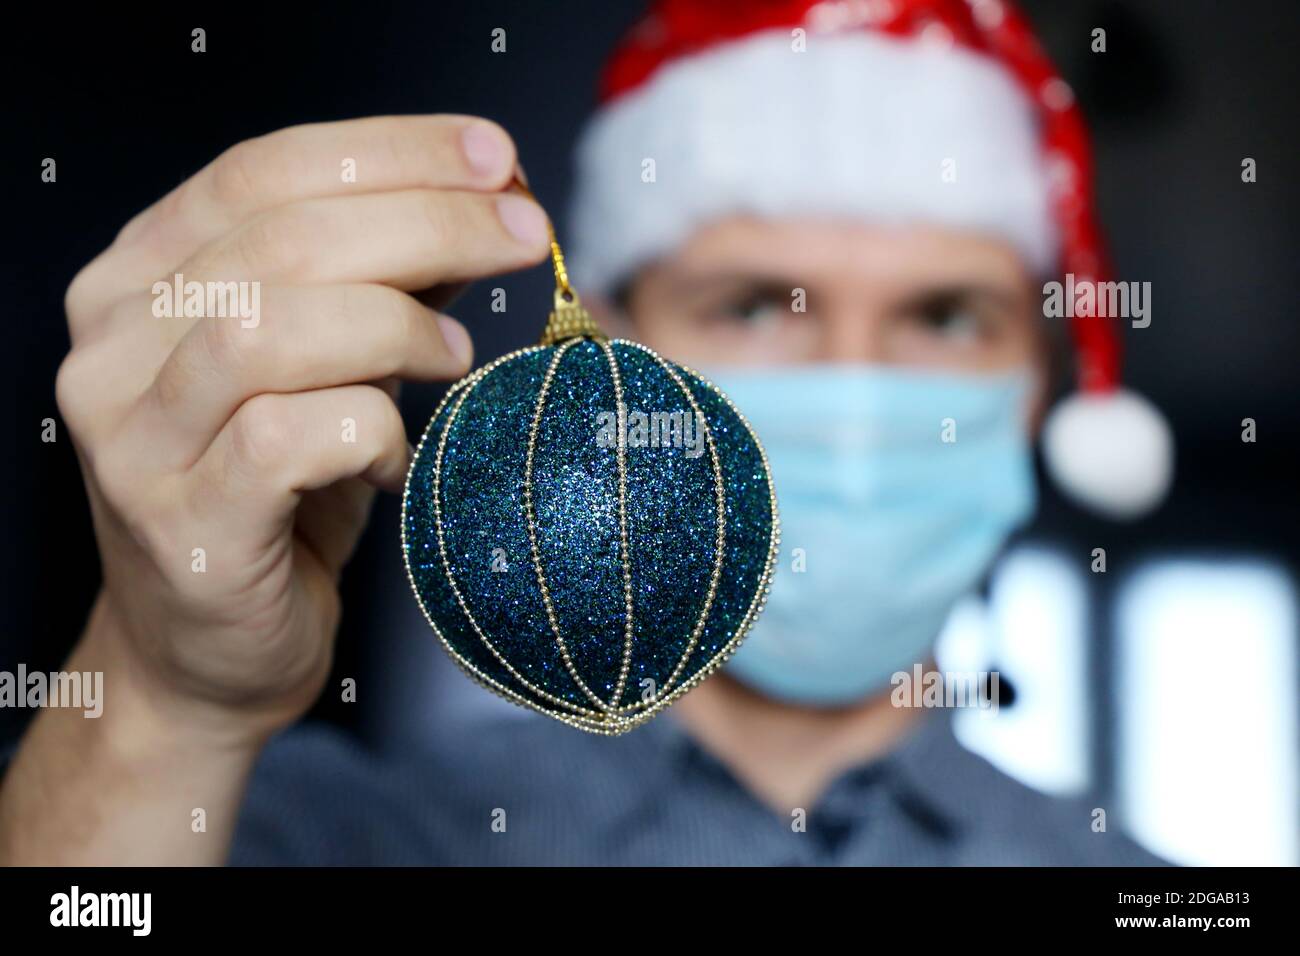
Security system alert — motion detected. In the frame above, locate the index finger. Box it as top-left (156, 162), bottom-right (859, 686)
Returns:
top-left (69, 115), bottom-right (520, 320)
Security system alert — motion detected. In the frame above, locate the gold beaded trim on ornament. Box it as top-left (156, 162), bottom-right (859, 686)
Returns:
top-left (402, 353), bottom-right (615, 733)
top-left (596, 339), bottom-right (638, 710)
top-left (430, 357), bottom-right (609, 721)
top-left (518, 337), bottom-right (730, 720)
top-left (522, 338), bottom-right (624, 713)
top-left (604, 342), bottom-right (728, 716)
top-left (616, 344), bottom-right (781, 721)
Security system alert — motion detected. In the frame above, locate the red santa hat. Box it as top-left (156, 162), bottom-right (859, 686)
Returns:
top-left (569, 0), bottom-right (1173, 519)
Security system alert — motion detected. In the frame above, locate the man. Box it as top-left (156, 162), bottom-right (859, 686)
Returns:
top-left (0, 0), bottom-right (1170, 864)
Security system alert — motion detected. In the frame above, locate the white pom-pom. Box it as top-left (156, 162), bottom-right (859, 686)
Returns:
top-left (1041, 388), bottom-right (1174, 520)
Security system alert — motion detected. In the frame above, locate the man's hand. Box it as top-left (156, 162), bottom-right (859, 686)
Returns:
top-left (0, 115), bottom-right (550, 863)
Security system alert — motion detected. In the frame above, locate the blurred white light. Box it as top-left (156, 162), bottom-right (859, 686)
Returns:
top-left (939, 547), bottom-right (1090, 796)
top-left (1117, 560), bottom-right (1299, 866)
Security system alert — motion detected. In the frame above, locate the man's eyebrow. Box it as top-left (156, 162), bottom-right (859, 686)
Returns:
top-left (892, 283), bottom-right (1025, 312)
top-left (666, 271), bottom-right (813, 298)
top-left (618, 271), bottom-right (785, 311)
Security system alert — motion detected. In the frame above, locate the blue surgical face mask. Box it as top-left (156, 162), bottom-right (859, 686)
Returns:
top-left (701, 365), bottom-right (1037, 706)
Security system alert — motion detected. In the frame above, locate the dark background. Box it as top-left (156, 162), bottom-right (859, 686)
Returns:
top-left (3, 1), bottom-right (1297, 802)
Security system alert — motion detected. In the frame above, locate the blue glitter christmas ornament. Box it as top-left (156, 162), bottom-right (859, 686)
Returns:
top-left (401, 186), bottom-right (778, 735)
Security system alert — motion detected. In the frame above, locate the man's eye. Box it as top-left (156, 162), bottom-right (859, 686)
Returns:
top-left (712, 295), bottom-right (769, 325)
top-left (914, 302), bottom-right (985, 342)
top-left (723, 294), bottom-right (786, 326)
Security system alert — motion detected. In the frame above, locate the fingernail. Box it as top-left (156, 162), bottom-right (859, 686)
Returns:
top-left (514, 162), bottom-right (530, 187)
top-left (496, 194), bottom-right (549, 246)
top-left (438, 316), bottom-right (474, 368)
top-left (462, 122), bottom-right (511, 178)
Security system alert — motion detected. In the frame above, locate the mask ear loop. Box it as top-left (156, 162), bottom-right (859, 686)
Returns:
top-left (512, 175), bottom-right (605, 345)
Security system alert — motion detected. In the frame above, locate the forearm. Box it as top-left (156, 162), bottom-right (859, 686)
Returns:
top-left (0, 597), bottom-right (263, 866)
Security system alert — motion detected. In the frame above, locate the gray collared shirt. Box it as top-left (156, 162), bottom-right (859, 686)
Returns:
top-left (230, 710), bottom-right (1165, 866)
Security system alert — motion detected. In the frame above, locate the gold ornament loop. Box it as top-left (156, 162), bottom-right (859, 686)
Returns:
top-left (514, 176), bottom-right (607, 346)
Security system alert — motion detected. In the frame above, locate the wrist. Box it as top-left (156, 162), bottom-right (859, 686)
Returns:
top-left (81, 592), bottom-right (276, 764)
top-left (0, 596), bottom-right (266, 865)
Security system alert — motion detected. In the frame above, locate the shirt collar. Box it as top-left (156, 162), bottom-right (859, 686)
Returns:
top-left (643, 705), bottom-right (974, 838)
top-left (879, 710), bottom-right (984, 837)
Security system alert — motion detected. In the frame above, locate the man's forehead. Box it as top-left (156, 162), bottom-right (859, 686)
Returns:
top-left (643, 216), bottom-right (1031, 292)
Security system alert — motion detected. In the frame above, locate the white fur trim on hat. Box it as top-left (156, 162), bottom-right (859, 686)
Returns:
top-left (1041, 388), bottom-right (1174, 520)
top-left (569, 29), bottom-right (1057, 295)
